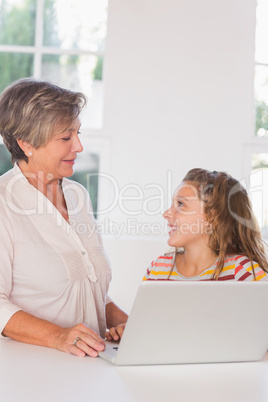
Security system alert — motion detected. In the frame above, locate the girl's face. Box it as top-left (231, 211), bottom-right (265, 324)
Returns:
top-left (27, 117), bottom-right (83, 182)
top-left (163, 181), bottom-right (211, 249)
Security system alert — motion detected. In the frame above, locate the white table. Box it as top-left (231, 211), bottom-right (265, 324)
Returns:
top-left (1, 339), bottom-right (268, 402)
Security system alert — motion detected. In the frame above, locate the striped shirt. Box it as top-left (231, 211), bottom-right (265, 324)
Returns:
top-left (143, 252), bottom-right (268, 281)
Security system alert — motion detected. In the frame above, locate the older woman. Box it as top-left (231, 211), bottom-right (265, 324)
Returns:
top-left (0, 78), bottom-right (127, 357)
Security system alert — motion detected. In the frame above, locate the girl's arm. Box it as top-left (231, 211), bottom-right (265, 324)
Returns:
top-left (105, 301), bottom-right (128, 341)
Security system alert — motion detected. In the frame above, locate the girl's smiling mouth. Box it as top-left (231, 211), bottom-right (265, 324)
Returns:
top-left (168, 224), bottom-right (178, 235)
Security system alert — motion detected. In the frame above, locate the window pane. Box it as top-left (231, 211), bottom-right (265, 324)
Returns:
top-left (0, 144), bottom-right (13, 174)
top-left (43, 0), bottom-right (108, 52)
top-left (42, 54), bottom-right (104, 128)
top-left (255, 0), bottom-right (268, 64)
top-left (251, 154), bottom-right (268, 238)
top-left (254, 65), bottom-right (268, 137)
top-left (0, 0), bottom-right (36, 46)
top-left (0, 52), bottom-right (34, 92)
top-left (71, 152), bottom-right (99, 217)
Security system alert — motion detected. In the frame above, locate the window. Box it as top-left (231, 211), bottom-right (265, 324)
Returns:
top-left (255, 0), bottom-right (268, 137)
top-left (251, 154), bottom-right (268, 237)
top-left (0, 0), bottom-right (109, 215)
top-left (0, 0), bottom-right (108, 129)
top-left (245, 0), bottom-right (268, 239)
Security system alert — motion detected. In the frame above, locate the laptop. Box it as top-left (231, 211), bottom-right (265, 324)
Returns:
top-left (99, 280), bottom-right (268, 366)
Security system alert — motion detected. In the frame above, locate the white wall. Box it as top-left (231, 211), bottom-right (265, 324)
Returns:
top-left (99, 0), bottom-right (257, 313)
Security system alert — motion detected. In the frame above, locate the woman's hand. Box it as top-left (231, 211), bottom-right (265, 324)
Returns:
top-left (3, 311), bottom-right (105, 358)
top-left (53, 323), bottom-right (106, 358)
top-left (105, 323), bottom-right (126, 342)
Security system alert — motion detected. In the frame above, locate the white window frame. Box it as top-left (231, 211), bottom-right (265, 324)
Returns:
top-left (0, 0), bottom-right (105, 81)
top-left (243, 139), bottom-right (268, 181)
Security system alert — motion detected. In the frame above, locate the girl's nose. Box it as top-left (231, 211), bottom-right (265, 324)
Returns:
top-left (163, 206), bottom-right (172, 220)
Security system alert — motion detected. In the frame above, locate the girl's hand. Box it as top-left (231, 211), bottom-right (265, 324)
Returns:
top-left (105, 323), bottom-right (126, 342)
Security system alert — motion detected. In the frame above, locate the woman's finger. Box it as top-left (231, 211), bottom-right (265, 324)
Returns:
top-left (70, 343), bottom-right (86, 357)
top-left (72, 333), bottom-right (105, 357)
top-left (73, 340), bottom-right (99, 357)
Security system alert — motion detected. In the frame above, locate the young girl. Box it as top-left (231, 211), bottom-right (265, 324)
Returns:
top-left (143, 168), bottom-right (268, 281)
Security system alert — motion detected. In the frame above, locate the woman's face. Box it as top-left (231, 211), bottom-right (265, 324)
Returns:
top-left (27, 117), bottom-right (83, 182)
top-left (163, 181), bottom-right (210, 249)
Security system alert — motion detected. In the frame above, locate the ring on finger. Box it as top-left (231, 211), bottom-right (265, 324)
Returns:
top-left (73, 337), bottom-right (81, 347)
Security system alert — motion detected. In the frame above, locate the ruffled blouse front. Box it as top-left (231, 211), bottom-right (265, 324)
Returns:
top-left (0, 164), bottom-right (112, 338)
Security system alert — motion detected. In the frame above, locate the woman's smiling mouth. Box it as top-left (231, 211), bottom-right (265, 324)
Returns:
top-left (62, 159), bottom-right (76, 165)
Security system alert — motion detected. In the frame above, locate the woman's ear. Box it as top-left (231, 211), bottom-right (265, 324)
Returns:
top-left (17, 139), bottom-right (33, 157)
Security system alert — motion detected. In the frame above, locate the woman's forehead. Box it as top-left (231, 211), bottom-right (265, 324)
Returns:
top-left (54, 116), bottom-right (81, 135)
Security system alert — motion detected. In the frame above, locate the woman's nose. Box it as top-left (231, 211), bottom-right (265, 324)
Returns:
top-left (72, 135), bottom-right (83, 153)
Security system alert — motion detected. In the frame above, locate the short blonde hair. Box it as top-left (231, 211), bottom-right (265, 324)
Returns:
top-left (0, 78), bottom-right (87, 163)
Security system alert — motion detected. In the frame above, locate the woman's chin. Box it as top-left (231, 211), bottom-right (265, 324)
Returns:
top-left (62, 167), bottom-right (74, 178)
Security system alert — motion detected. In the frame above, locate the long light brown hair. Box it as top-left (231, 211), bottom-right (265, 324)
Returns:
top-left (182, 168), bottom-right (268, 280)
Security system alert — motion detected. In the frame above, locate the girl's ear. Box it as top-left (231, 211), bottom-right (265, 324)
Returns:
top-left (17, 139), bottom-right (33, 157)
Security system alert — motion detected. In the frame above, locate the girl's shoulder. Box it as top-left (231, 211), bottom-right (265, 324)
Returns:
top-left (224, 254), bottom-right (257, 268)
top-left (223, 254), bottom-right (268, 281)
top-left (153, 252), bottom-right (174, 263)
top-left (149, 251), bottom-right (174, 270)
top-left (143, 250), bottom-right (175, 281)
top-left (150, 247), bottom-right (185, 267)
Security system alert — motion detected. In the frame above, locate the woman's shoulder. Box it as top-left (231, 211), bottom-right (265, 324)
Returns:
top-left (0, 165), bottom-right (16, 185)
top-left (0, 166), bottom-right (18, 201)
top-left (62, 177), bottom-right (90, 200)
top-left (62, 177), bottom-right (87, 191)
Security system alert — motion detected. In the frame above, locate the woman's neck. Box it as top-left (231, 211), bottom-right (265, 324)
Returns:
top-left (18, 160), bottom-right (60, 195)
top-left (17, 160), bottom-right (69, 223)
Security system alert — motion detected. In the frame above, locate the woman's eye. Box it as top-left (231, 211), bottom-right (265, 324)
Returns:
top-left (62, 137), bottom-right (71, 141)
top-left (177, 201), bottom-right (184, 207)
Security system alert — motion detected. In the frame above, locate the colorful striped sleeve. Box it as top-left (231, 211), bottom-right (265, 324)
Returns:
top-left (234, 256), bottom-right (268, 281)
top-left (143, 255), bottom-right (174, 281)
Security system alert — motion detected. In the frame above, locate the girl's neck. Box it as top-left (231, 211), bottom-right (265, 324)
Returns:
top-left (175, 245), bottom-right (218, 278)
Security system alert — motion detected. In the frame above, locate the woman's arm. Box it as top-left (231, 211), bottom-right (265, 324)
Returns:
top-left (3, 310), bottom-right (105, 357)
top-left (105, 301), bottom-right (128, 341)
top-left (0, 209), bottom-right (104, 357)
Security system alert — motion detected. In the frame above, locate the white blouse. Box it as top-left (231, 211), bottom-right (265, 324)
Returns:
top-left (0, 164), bottom-right (112, 338)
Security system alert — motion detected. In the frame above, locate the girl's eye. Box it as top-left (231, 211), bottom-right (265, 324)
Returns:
top-left (61, 137), bottom-right (71, 141)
